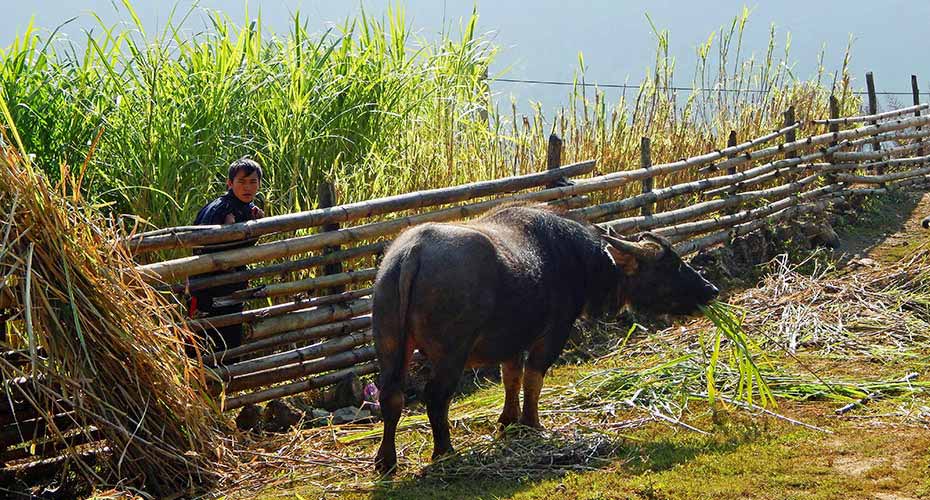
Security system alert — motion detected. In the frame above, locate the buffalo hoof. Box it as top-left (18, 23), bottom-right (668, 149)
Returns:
top-left (431, 445), bottom-right (455, 461)
top-left (518, 417), bottom-right (544, 430)
top-left (497, 412), bottom-right (521, 428)
top-left (375, 449), bottom-right (397, 476)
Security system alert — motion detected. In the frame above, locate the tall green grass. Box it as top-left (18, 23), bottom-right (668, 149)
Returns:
top-left (0, 4), bottom-right (859, 230)
top-left (1, 2), bottom-right (494, 228)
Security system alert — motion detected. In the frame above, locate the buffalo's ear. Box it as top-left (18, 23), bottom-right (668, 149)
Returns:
top-left (605, 244), bottom-right (639, 276)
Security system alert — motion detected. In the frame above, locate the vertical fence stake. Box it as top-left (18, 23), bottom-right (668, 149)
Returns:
top-left (640, 137), bottom-right (653, 216)
top-left (783, 106), bottom-right (798, 159)
top-left (827, 95), bottom-right (840, 185)
top-left (317, 181), bottom-right (345, 295)
top-left (726, 131), bottom-right (738, 177)
top-left (913, 75), bottom-right (923, 159)
top-left (545, 133), bottom-right (567, 188)
top-left (866, 72), bottom-right (883, 178)
top-left (725, 131), bottom-right (738, 214)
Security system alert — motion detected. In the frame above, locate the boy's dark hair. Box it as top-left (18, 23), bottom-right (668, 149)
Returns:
top-left (228, 157), bottom-right (262, 182)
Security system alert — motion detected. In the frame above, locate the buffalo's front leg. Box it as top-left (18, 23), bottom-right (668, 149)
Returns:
top-left (520, 368), bottom-right (545, 429)
top-left (521, 325), bottom-right (572, 429)
top-left (498, 356), bottom-right (524, 427)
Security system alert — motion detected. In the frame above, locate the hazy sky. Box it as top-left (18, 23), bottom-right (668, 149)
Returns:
top-left (4, 1), bottom-right (928, 114)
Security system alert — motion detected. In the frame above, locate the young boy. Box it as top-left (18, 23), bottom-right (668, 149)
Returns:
top-left (189, 157), bottom-right (265, 358)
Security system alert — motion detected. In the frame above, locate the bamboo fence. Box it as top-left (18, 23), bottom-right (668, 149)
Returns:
top-left (3, 73), bottom-right (930, 468)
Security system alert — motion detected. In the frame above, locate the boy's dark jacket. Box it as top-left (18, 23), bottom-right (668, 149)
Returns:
top-left (193, 190), bottom-right (257, 255)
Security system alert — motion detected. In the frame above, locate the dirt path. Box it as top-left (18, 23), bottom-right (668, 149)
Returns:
top-left (834, 191), bottom-right (930, 263)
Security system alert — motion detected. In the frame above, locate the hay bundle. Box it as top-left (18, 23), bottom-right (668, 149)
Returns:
top-left (732, 251), bottom-right (930, 357)
top-left (0, 124), bottom-right (222, 493)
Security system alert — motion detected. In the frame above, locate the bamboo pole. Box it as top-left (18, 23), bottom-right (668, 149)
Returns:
top-left (575, 142), bottom-right (848, 222)
top-left (784, 107), bottom-right (798, 160)
top-left (698, 114), bottom-right (930, 174)
top-left (246, 298), bottom-right (371, 341)
top-left (130, 225), bottom-right (222, 240)
top-left (204, 315), bottom-right (372, 365)
top-left (221, 268), bottom-right (378, 304)
top-left (187, 288), bottom-right (371, 331)
top-left (843, 188), bottom-right (888, 196)
top-left (834, 165), bottom-right (930, 185)
top-left (640, 137), bottom-right (653, 216)
top-left (223, 361), bottom-right (379, 411)
top-left (318, 181), bottom-right (345, 295)
top-left (724, 131), bottom-right (739, 214)
top-left (0, 413), bottom-right (78, 448)
top-left (1, 429), bottom-right (104, 463)
top-left (891, 176), bottom-right (930, 190)
top-left (866, 72), bottom-right (883, 177)
top-left (127, 160), bottom-right (597, 254)
top-left (216, 330), bottom-right (374, 381)
top-left (603, 176), bottom-right (831, 234)
top-left (702, 162), bottom-right (838, 197)
top-left (849, 154), bottom-right (930, 172)
top-left (832, 140), bottom-right (930, 162)
top-left (225, 345), bottom-right (376, 394)
top-left (826, 95), bottom-right (841, 185)
top-left (171, 241), bottom-right (385, 294)
top-left (842, 128), bottom-right (930, 151)
top-left (914, 76), bottom-right (924, 158)
top-left (655, 185), bottom-right (836, 243)
top-left (674, 197), bottom-right (839, 256)
top-left (811, 103), bottom-right (929, 125)
top-left (545, 134), bottom-right (568, 188)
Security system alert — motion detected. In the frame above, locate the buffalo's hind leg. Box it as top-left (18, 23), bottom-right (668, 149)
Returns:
top-left (521, 325), bottom-right (572, 429)
top-left (498, 355), bottom-right (524, 427)
top-left (373, 326), bottom-right (413, 474)
top-left (375, 383), bottom-right (404, 474)
top-left (424, 350), bottom-right (469, 460)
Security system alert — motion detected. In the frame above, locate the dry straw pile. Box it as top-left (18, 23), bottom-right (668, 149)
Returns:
top-left (0, 118), bottom-right (223, 494)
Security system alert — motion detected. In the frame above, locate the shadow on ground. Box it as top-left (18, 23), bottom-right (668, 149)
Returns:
top-left (832, 190), bottom-right (926, 263)
top-left (367, 419), bottom-right (766, 500)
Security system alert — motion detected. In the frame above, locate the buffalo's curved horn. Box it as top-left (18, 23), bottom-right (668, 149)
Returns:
top-left (639, 232), bottom-right (671, 248)
top-left (602, 234), bottom-right (664, 262)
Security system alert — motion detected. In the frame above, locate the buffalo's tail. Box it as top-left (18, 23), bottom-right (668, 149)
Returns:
top-left (374, 244), bottom-right (421, 392)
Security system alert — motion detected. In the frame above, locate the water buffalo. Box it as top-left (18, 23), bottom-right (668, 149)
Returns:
top-left (372, 204), bottom-right (718, 473)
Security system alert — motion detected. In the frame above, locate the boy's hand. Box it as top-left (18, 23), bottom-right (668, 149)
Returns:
top-left (251, 206), bottom-right (265, 219)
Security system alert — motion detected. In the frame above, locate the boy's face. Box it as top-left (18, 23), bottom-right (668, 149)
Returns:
top-left (227, 170), bottom-right (260, 203)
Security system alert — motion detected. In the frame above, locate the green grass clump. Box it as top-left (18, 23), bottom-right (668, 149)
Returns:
top-left (700, 301), bottom-right (775, 408)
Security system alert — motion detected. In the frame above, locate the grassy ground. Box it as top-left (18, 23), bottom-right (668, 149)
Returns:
top-left (213, 192), bottom-right (930, 500)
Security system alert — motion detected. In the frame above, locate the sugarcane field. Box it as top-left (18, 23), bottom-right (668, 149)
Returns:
top-left (2, 2), bottom-right (930, 499)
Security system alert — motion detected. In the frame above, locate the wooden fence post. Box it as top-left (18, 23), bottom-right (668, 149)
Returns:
top-left (866, 72), bottom-right (883, 177)
top-left (545, 133), bottom-right (569, 188)
top-left (783, 106), bottom-right (798, 159)
top-left (827, 95), bottom-right (840, 185)
top-left (317, 181), bottom-right (345, 295)
top-left (913, 75), bottom-right (923, 159)
top-left (725, 131), bottom-right (738, 214)
top-left (640, 137), bottom-right (653, 216)
top-left (726, 131), bottom-right (738, 177)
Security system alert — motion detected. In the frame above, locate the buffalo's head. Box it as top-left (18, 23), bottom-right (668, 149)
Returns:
top-left (600, 230), bottom-right (718, 315)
